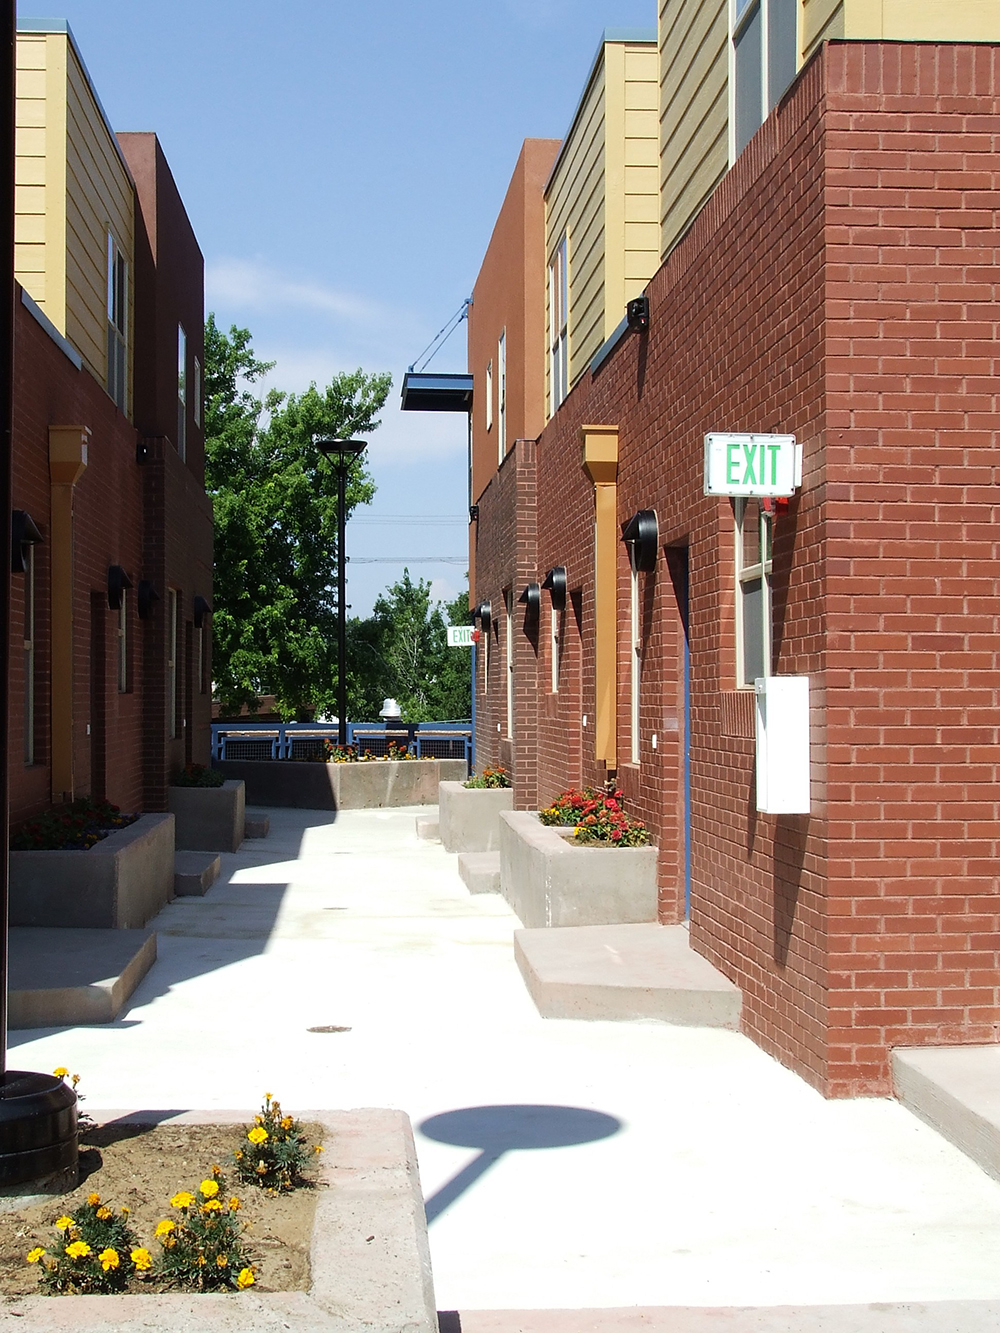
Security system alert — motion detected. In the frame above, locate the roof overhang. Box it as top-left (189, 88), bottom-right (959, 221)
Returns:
top-left (400, 371), bottom-right (473, 413)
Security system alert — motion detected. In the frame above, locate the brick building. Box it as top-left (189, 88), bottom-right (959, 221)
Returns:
top-left (468, 16), bottom-right (1000, 1094)
top-left (9, 21), bottom-right (211, 824)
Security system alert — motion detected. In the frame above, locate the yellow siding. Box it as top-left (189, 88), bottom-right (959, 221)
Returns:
top-left (15, 35), bottom-right (54, 312)
top-left (849, 0), bottom-right (1000, 39)
top-left (64, 38), bottom-right (133, 396)
top-left (802, 0), bottom-right (845, 59)
top-left (659, 0), bottom-right (729, 262)
top-left (544, 38), bottom-right (658, 415)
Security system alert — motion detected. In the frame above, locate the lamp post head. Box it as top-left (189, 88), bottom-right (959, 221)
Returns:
top-left (315, 438), bottom-right (367, 460)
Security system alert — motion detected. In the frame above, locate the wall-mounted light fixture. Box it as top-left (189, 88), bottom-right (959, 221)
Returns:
top-left (137, 580), bottom-right (159, 620)
top-left (519, 583), bottom-right (540, 618)
top-left (474, 600), bottom-right (492, 634)
top-left (107, 565), bottom-right (133, 611)
top-left (541, 566), bottom-right (567, 612)
top-left (193, 594), bottom-right (213, 629)
top-left (626, 295), bottom-right (649, 333)
top-left (469, 504), bottom-right (480, 522)
top-left (11, 509), bottom-right (41, 574)
top-left (621, 509), bottom-right (659, 572)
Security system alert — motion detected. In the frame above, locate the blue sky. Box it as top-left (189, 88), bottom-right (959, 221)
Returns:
top-left (33, 0), bottom-right (657, 613)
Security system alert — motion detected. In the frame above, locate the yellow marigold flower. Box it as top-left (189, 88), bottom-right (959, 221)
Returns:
top-left (52, 1066), bottom-right (68, 1078)
top-left (199, 1178), bottom-right (219, 1198)
top-left (234, 1149), bottom-right (243, 1160)
top-left (255, 1162), bottom-right (268, 1174)
top-left (202, 1199), bottom-right (222, 1212)
top-left (196, 1254), bottom-right (207, 1266)
top-left (121, 1206), bottom-right (130, 1217)
top-left (98, 1248), bottom-right (120, 1272)
top-left (247, 1126), bottom-right (268, 1145)
top-left (65, 1241), bottom-right (90, 1259)
top-left (55, 1216), bottom-right (73, 1231)
top-left (263, 1092), bottom-right (272, 1101)
top-left (237, 1267), bottom-right (255, 1289)
top-left (280, 1115), bottom-right (293, 1130)
top-left (131, 1247), bottom-right (152, 1272)
top-left (71, 1074), bottom-right (80, 1088)
top-left (171, 1191), bottom-right (194, 1209)
top-left (314, 1144), bottom-right (324, 1153)
top-left (229, 1196), bottom-right (241, 1211)
top-left (26, 1247), bottom-right (45, 1264)
top-left (216, 1254), bottom-right (229, 1267)
top-left (96, 1206), bottom-right (112, 1221)
top-left (254, 1115), bottom-right (263, 1125)
top-left (155, 1219), bottom-right (175, 1238)
top-left (86, 1193), bottom-right (100, 1206)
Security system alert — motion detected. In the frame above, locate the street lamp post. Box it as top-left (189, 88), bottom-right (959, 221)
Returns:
top-left (316, 439), bottom-right (366, 749)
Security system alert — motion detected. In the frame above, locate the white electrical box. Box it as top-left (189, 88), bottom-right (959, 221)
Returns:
top-left (755, 676), bottom-right (810, 814)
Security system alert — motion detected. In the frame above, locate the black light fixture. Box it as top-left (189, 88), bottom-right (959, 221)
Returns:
top-left (315, 438), bottom-right (368, 747)
top-left (474, 600), bottom-right (492, 634)
top-left (137, 580), bottom-right (160, 621)
top-left (541, 566), bottom-right (567, 612)
top-left (107, 565), bottom-right (133, 611)
top-left (193, 595), bottom-right (212, 629)
top-left (10, 510), bottom-right (41, 574)
top-left (621, 510), bottom-right (659, 572)
top-left (626, 295), bottom-right (649, 332)
top-left (519, 583), bottom-right (540, 618)
top-left (469, 504), bottom-right (479, 523)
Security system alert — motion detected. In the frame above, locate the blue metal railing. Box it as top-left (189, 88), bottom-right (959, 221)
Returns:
top-left (211, 721), bottom-right (472, 768)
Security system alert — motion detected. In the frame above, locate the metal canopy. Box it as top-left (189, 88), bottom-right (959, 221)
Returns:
top-left (400, 371), bottom-right (473, 413)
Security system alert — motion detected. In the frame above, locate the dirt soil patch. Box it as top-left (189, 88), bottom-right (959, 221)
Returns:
top-left (0, 1121), bottom-right (322, 1300)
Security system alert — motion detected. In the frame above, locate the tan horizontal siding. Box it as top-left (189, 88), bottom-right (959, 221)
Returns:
top-left (659, 0), bottom-right (729, 260)
top-left (14, 34), bottom-right (55, 315)
top-left (802, 0), bottom-right (845, 57)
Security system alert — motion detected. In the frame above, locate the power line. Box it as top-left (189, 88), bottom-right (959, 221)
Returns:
top-left (351, 557), bottom-right (467, 565)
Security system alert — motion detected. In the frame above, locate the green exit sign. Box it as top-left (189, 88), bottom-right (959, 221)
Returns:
top-left (703, 433), bottom-right (801, 497)
top-left (446, 625), bottom-right (475, 648)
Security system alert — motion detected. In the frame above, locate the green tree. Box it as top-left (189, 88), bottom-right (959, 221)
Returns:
top-left (347, 573), bottom-right (472, 723)
top-left (204, 315), bottom-right (391, 717)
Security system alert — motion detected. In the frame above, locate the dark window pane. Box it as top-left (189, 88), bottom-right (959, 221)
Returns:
top-left (768, 0), bottom-right (798, 109)
top-left (741, 577), bottom-right (764, 685)
top-left (735, 3), bottom-right (762, 156)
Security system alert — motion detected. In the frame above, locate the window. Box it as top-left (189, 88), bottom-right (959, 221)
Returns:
top-left (549, 234), bottom-right (569, 413)
top-left (497, 331), bottom-right (506, 464)
top-left (177, 324), bottom-right (187, 460)
top-left (117, 589), bottom-right (128, 693)
top-left (107, 232), bottom-right (127, 412)
top-left (550, 600), bottom-right (561, 693)
top-left (735, 498), bottom-right (772, 687)
top-left (193, 355), bottom-right (202, 428)
top-left (732, 0), bottom-right (797, 158)
top-left (505, 588), bottom-right (514, 739)
top-left (24, 544), bottom-right (34, 764)
top-left (168, 589), bottom-right (179, 737)
top-left (630, 552), bottom-right (641, 764)
top-left (197, 624), bottom-right (206, 694)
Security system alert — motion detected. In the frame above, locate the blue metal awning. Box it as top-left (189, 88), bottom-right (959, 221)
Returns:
top-left (400, 371), bottom-right (473, 413)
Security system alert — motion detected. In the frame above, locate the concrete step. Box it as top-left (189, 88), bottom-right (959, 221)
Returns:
top-left (8, 928), bottom-right (156, 1028)
top-left (892, 1044), bottom-right (1000, 1184)
top-left (514, 922), bottom-right (741, 1027)
top-left (244, 813), bottom-right (270, 839)
top-left (416, 816), bottom-right (440, 841)
top-left (448, 1303), bottom-right (1000, 1331)
top-left (173, 850), bottom-right (221, 897)
top-left (458, 851), bottom-right (500, 895)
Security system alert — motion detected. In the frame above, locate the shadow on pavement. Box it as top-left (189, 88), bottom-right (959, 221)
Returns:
top-left (419, 1104), bottom-right (623, 1223)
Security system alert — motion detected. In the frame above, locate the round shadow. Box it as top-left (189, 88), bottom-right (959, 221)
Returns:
top-left (419, 1104), bottom-right (622, 1153)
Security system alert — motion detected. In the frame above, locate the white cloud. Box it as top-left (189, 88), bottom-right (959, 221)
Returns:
top-left (207, 257), bottom-right (380, 325)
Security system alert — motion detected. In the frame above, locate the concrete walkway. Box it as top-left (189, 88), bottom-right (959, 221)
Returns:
top-left (11, 805), bottom-right (1000, 1316)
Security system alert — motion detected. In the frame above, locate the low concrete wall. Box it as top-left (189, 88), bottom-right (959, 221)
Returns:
top-left (438, 781), bottom-right (514, 852)
top-left (168, 780), bottom-right (245, 852)
top-left (10, 814), bottom-right (175, 930)
top-left (215, 759), bottom-right (467, 810)
top-left (499, 810), bottom-right (658, 929)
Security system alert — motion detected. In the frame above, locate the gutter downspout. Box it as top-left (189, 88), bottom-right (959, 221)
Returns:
top-left (581, 423), bottom-right (619, 771)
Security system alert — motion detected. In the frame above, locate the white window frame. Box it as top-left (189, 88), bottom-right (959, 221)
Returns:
top-left (168, 589), bottom-right (179, 737)
top-left (550, 600), bottom-right (561, 693)
top-left (24, 544), bottom-right (35, 764)
top-left (106, 231), bottom-right (127, 412)
top-left (197, 623), bottom-right (206, 694)
top-left (729, 0), bottom-right (798, 163)
top-left (485, 359), bottom-right (493, 432)
top-left (549, 234), bottom-right (569, 415)
top-left (630, 553), bottom-right (641, 765)
top-left (194, 355), bottom-right (202, 428)
top-left (497, 331), bottom-right (506, 464)
top-left (177, 324), bottom-right (187, 461)
top-left (505, 588), bottom-right (514, 739)
top-left (735, 498), bottom-right (773, 688)
top-left (117, 589), bottom-right (128, 694)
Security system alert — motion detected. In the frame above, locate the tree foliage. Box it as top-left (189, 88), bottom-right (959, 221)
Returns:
top-left (348, 573), bottom-right (471, 723)
top-left (204, 315), bottom-right (391, 718)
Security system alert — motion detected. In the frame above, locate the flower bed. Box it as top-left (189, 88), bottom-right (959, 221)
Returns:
top-left (464, 766), bottom-right (511, 789)
top-left (171, 764), bottom-right (225, 789)
top-left (539, 786), bottom-right (648, 847)
top-left (10, 800), bottom-right (138, 852)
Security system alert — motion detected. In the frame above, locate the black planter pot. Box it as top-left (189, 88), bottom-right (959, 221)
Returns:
top-left (0, 1070), bottom-right (77, 1186)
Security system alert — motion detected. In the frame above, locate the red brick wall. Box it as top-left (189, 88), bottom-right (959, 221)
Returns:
top-left (490, 41), bottom-right (1000, 1096)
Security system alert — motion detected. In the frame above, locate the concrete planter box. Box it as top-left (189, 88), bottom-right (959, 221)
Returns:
top-left (438, 781), bottom-right (514, 852)
top-left (168, 780), bottom-right (245, 852)
top-left (215, 759), bottom-right (467, 810)
top-left (9, 813), bottom-right (175, 930)
top-left (499, 810), bottom-right (658, 929)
